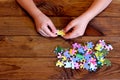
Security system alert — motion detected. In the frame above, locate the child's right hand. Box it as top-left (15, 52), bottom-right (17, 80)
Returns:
top-left (34, 12), bottom-right (57, 37)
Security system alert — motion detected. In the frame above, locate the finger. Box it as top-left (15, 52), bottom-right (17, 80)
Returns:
top-left (63, 28), bottom-right (79, 39)
top-left (37, 24), bottom-right (51, 37)
top-left (64, 22), bottom-right (74, 33)
top-left (43, 25), bottom-right (57, 37)
top-left (39, 31), bottom-right (49, 37)
top-left (39, 31), bottom-right (47, 37)
top-left (39, 29), bottom-right (49, 37)
top-left (48, 21), bottom-right (57, 33)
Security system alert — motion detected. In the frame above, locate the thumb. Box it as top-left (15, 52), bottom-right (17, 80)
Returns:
top-left (63, 28), bottom-right (78, 39)
top-left (64, 22), bottom-right (74, 33)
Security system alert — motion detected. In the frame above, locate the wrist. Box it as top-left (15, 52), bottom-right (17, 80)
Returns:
top-left (78, 11), bottom-right (95, 22)
top-left (77, 14), bottom-right (91, 24)
top-left (31, 9), bottom-right (43, 20)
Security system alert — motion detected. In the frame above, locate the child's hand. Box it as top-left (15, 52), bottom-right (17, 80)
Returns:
top-left (34, 12), bottom-right (57, 37)
top-left (63, 16), bottom-right (89, 39)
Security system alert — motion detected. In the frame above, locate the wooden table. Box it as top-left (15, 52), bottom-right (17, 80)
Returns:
top-left (0, 0), bottom-right (120, 79)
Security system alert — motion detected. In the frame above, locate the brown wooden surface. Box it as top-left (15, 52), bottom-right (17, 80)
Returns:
top-left (0, 17), bottom-right (120, 36)
top-left (0, 0), bottom-right (120, 17)
top-left (0, 0), bottom-right (120, 80)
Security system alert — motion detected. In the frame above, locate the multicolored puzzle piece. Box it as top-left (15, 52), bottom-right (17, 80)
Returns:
top-left (54, 40), bottom-right (113, 72)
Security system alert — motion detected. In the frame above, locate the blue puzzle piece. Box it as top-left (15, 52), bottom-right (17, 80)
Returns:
top-left (71, 56), bottom-right (80, 62)
top-left (63, 51), bottom-right (71, 58)
top-left (84, 62), bottom-right (90, 70)
top-left (85, 54), bottom-right (91, 61)
top-left (87, 42), bottom-right (94, 49)
top-left (78, 47), bottom-right (85, 54)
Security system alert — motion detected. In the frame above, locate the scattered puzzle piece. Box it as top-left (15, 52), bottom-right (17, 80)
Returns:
top-left (90, 63), bottom-right (97, 71)
top-left (55, 46), bottom-right (64, 53)
top-left (56, 60), bottom-right (64, 67)
top-left (78, 47), bottom-right (85, 54)
top-left (69, 49), bottom-right (77, 55)
top-left (105, 44), bottom-right (113, 51)
top-left (76, 54), bottom-right (84, 61)
top-left (104, 59), bottom-right (111, 66)
top-left (95, 44), bottom-right (103, 51)
top-left (84, 62), bottom-right (90, 70)
top-left (74, 62), bottom-right (80, 69)
top-left (85, 54), bottom-right (91, 61)
top-left (72, 43), bottom-right (81, 49)
top-left (87, 42), bottom-right (94, 49)
top-left (64, 61), bottom-right (72, 68)
top-left (71, 56), bottom-right (80, 62)
top-left (63, 51), bottom-right (71, 58)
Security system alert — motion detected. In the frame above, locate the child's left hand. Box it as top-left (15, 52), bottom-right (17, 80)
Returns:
top-left (63, 16), bottom-right (89, 39)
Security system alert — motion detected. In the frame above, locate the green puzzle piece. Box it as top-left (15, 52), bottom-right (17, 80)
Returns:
top-left (104, 59), bottom-right (111, 66)
top-left (76, 53), bottom-right (84, 61)
top-left (55, 46), bottom-right (64, 53)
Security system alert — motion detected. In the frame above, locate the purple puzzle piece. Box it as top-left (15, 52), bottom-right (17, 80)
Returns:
top-left (72, 43), bottom-right (81, 49)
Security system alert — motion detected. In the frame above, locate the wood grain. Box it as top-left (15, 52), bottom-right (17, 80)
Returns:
top-left (0, 17), bottom-right (120, 36)
top-left (0, 58), bottom-right (119, 79)
top-left (0, 0), bottom-right (119, 17)
top-left (0, 0), bottom-right (120, 79)
top-left (0, 36), bottom-right (119, 58)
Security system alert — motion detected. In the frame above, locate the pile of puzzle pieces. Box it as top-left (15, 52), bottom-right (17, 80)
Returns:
top-left (54, 40), bottom-right (113, 71)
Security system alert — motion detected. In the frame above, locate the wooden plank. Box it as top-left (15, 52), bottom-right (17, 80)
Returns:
top-left (0, 0), bottom-right (119, 17)
top-left (72, 57), bottom-right (120, 79)
top-left (0, 36), bottom-right (119, 58)
top-left (90, 17), bottom-right (120, 36)
top-left (0, 17), bottom-right (120, 36)
top-left (0, 58), bottom-right (119, 79)
top-left (0, 17), bottom-right (37, 35)
top-left (0, 0), bottom-right (25, 17)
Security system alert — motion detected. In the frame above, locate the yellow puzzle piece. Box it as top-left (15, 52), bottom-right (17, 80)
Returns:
top-left (56, 30), bottom-right (65, 36)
